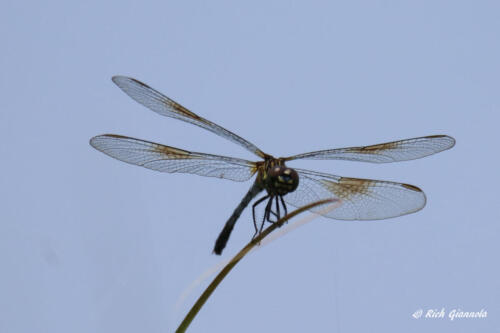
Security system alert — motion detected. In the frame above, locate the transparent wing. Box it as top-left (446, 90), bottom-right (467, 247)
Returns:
top-left (284, 169), bottom-right (426, 220)
top-left (112, 76), bottom-right (268, 159)
top-left (285, 135), bottom-right (455, 163)
top-left (90, 134), bottom-right (257, 182)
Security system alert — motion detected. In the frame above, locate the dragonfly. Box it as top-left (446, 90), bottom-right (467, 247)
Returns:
top-left (90, 76), bottom-right (455, 255)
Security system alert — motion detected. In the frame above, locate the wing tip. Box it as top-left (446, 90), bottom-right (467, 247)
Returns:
top-left (444, 135), bottom-right (456, 149)
top-left (111, 75), bottom-right (126, 85)
top-left (112, 75), bottom-right (148, 89)
top-left (89, 135), bottom-right (107, 151)
top-left (89, 134), bottom-right (123, 150)
top-left (429, 134), bottom-right (456, 150)
top-left (89, 135), bottom-right (101, 148)
top-left (399, 183), bottom-right (427, 213)
top-left (401, 183), bottom-right (422, 192)
top-left (417, 189), bottom-right (427, 212)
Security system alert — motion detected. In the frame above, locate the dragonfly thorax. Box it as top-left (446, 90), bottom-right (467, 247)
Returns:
top-left (261, 164), bottom-right (299, 196)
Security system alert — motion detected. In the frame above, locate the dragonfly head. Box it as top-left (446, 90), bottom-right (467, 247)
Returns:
top-left (263, 165), bottom-right (299, 196)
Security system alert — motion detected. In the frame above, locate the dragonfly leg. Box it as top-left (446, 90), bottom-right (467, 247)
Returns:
top-left (274, 195), bottom-right (281, 222)
top-left (252, 195), bottom-right (269, 239)
top-left (260, 196), bottom-right (274, 233)
top-left (280, 196), bottom-right (287, 220)
top-left (266, 196), bottom-right (283, 223)
top-left (268, 209), bottom-right (279, 220)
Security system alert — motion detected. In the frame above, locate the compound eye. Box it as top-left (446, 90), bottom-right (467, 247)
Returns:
top-left (283, 168), bottom-right (299, 190)
top-left (277, 169), bottom-right (292, 183)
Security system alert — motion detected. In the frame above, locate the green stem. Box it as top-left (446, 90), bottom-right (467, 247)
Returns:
top-left (176, 198), bottom-right (336, 333)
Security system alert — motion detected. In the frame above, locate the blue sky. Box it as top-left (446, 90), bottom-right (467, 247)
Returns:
top-left (1, 1), bottom-right (498, 332)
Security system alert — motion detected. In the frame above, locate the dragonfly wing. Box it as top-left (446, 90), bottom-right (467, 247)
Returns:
top-left (90, 134), bottom-right (257, 182)
top-left (112, 76), bottom-right (268, 159)
top-left (285, 135), bottom-right (455, 163)
top-left (284, 169), bottom-right (426, 220)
